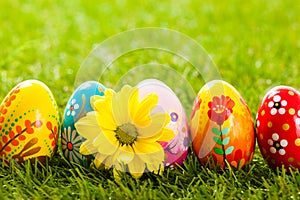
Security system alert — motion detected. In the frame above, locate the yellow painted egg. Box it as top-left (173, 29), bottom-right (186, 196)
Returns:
top-left (0, 80), bottom-right (59, 164)
top-left (190, 80), bottom-right (255, 169)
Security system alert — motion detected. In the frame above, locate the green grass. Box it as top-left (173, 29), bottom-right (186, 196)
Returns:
top-left (0, 0), bottom-right (300, 199)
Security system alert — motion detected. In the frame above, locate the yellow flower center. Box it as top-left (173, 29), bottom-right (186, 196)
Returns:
top-left (115, 123), bottom-right (138, 146)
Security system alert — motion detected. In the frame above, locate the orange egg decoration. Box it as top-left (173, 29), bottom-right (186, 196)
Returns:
top-left (0, 80), bottom-right (60, 164)
top-left (190, 80), bottom-right (255, 169)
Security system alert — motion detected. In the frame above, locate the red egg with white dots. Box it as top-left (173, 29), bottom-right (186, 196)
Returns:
top-left (256, 86), bottom-right (300, 170)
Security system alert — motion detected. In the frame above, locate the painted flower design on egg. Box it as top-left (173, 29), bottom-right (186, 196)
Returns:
top-left (165, 133), bottom-right (189, 154)
top-left (207, 95), bottom-right (235, 165)
top-left (0, 120), bottom-right (43, 160)
top-left (170, 112), bottom-right (179, 122)
top-left (191, 80), bottom-right (255, 170)
top-left (66, 99), bottom-right (80, 117)
top-left (208, 95), bottom-right (235, 126)
top-left (163, 112), bottom-right (189, 155)
top-left (268, 95), bottom-right (288, 115)
top-left (268, 133), bottom-right (288, 155)
top-left (61, 126), bottom-right (83, 164)
top-left (0, 80), bottom-right (60, 164)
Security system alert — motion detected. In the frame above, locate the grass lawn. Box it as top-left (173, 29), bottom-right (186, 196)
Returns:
top-left (1, 0), bottom-right (300, 199)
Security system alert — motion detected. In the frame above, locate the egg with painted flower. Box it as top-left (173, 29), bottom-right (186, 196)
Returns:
top-left (0, 80), bottom-right (59, 164)
top-left (190, 80), bottom-right (255, 169)
top-left (137, 79), bottom-right (190, 167)
top-left (61, 81), bottom-right (105, 167)
top-left (256, 86), bottom-right (300, 170)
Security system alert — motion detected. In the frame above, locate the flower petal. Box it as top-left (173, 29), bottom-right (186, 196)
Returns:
top-left (117, 145), bottom-right (134, 164)
top-left (75, 112), bottom-right (101, 140)
top-left (128, 87), bottom-right (140, 122)
top-left (133, 93), bottom-right (158, 127)
top-left (157, 128), bottom-right (175, 142)
top-left (61, 131), bottom-right (67, 145)
top-left (80, 140), bottom-right (98, 155)
top-left (136, 145), bottom-right (164, 165)
top-left (90, 95), bottom-right (105, 111)
top-left (146, 162), bottom-right (164, 174)
top-left (101, 149), bottom-right (124, 170)
top-left (137, 113), bottom-right (170, 140)
top-left (93, 94), bottom-right (117, 131)
top-left (112, 85), bottom-right (132, 125)
top-left (134, 141), bottom-right (163, 155)
top-left (93, 130), bottom-right (118, 155)
top-left (94, 153), bottom-right (109, 168)
top-left (127, 156), bottom-right (146, 178)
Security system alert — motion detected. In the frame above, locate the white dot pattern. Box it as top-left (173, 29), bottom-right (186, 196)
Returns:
top-left (268, 139), bottom-right (273, 145)
top-left (273, 95), bottom-right (281, 102)
top-left (278, 108), bottom-right (286, 115)
top-left (279, 149), bottom-right (286, 155)
top-left (271, 108), bottom-right (277, 115)
top-left (270, 147), bottom-right (276, 154)
top-left (281, 100), bottom-right (287, 106)
top-left (272, 133), bottom-right (279, 141)
top-left (280, 139), bottom-right (288, 147)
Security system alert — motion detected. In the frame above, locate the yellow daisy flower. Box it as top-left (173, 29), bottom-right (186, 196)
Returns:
top-left (75, 85), bottom-right (174, 178)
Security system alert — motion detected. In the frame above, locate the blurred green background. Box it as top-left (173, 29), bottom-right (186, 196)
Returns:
top-left (1, 0), bottom-right (299, 114)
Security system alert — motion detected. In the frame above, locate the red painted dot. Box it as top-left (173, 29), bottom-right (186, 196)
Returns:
top-left (4, 100), bottom-right (11, 107)
top-left (53, 126), bottom-right (57, 134)
top-left (67, 142), bottom-right (73, 151)
top-left (16, 126), bottom-right (22, 134)
top-left (19, 135), bottom-right (26, 141)
top-left (52, 140), bottom-right (56, 147)
top-left (14, 89), bottom-right (20, 94)
top-left (25, 120), bottom-right (31, 128)
top-left (49, 133), bottom-right (54, 139)
top-left (11, 139), bottom-right (19, 146)
top-left (0, 116), bottom-right (4, 123)
top-left (47, 122), bottom-right (52, 130)
top-left (4, 146), bottom-right (11, 152)
top-left (9, 131), bottom-right (15, 139)
top-left (2, 136), bottom-right (8, 143)
top-left (26, 127), bottom-right (34, 134)
top-left (25, 120), bottom-right (34, 134)
top-left (1, 109), bottom-right (7, 115)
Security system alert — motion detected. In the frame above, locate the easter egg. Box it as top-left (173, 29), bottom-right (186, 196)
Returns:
top-left (61, 81), bottom-right (105, 167)
top-left (0, 80), bottom-right (59, 164)
top-left (137, 79), bottom-right (190, 167)
top-left (190, 80), bottom-right (255, 169)
top-left (256, 86), bottom-right (300, 170)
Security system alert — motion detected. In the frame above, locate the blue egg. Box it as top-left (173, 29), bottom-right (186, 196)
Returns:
top-left (61, 81), bottom-right (105, 167)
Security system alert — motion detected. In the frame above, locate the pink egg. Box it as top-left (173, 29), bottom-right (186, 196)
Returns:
top-left (137, 79), bottom-right (189, 167)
